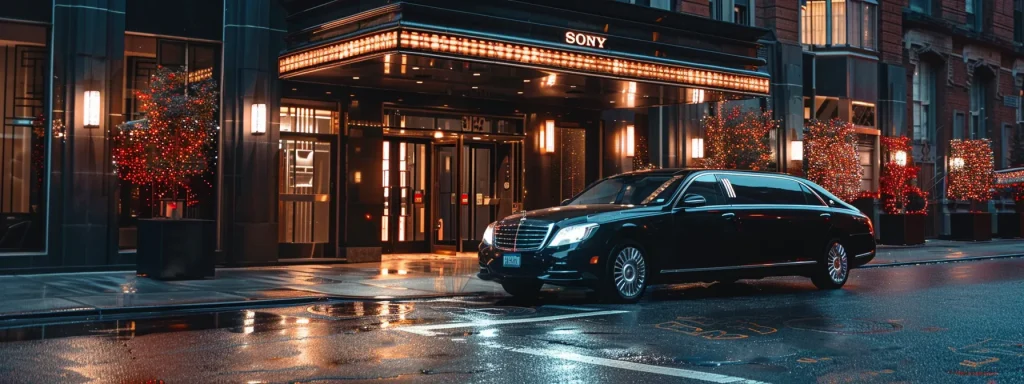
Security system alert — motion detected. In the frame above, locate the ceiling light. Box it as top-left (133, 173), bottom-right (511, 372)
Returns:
top-left (517, 91), bottom-right (523, 94)
top-left (472, 86), bottom-right (479, 89)
top-left (570, 85), bottom-right (576, 88)
top-left (473, 73), bottom-right (481, 76)
top-left (412, 66), bottom-right (420, 70)
top-left (291, 88), bottom-right (297, 91)
top-left (523, 79), bottom-right (531, 83)
top-left (352, 76), bottom-right (360, 80)
top-left (326, 91), bottom-right (331, 95)
top-left (416, 81), bottom-right (423, 84)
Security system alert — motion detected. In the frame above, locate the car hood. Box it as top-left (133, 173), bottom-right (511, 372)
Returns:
top-left (499, 204), bottom-right (646, 224)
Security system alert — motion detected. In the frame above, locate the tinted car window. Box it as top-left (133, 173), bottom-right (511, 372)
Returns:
top-left (568, 174), bottom-right (686, 206)
top-left (679, 174), bottom-right (725, 206)
top-left (722, 175), bottom-right (806, 205)
top-left (572, 178), bottom-right (624, 204)
top-left (799, 183), bottom-right (825, 206)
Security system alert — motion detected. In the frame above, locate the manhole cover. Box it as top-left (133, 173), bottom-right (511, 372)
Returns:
top-left (307, 302), bottom-right (415, 320)
top-left (784, 317), bottom-right (903, 335)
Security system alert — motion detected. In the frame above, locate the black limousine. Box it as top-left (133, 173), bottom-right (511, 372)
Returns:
top-left (478, 169), bottom-right (876, 302)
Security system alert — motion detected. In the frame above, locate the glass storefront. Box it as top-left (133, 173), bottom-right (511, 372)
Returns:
top-left (279, 106), bottom-right (338, 258)
top-left (0, 20), bottom-right (48, 253)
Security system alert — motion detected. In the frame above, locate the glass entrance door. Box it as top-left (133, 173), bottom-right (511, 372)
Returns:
top-left (434, 144), bottom-right (458, 252)
top-left (382, 140), bottom-right (429, 253)
top-left (279, 137), bottom-right (334, 258)
top-left (460, 144), bottom-right (496, 251)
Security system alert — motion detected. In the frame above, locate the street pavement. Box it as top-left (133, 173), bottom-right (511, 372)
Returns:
top-left (0, 239), bottom-right (1022, 322)
top-left (0, 257), bottom-right (1023, 383)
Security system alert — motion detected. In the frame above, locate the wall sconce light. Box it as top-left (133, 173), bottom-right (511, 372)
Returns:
top-left (543, 120), bottom-right (555, 153)
top-left (83, 90), bottom-right (101, 127)
top-left (950, 157), bottom-right (965, 170)
top-left (251, 103), bottom-right (267, 135)
top-left (893, 150), bottom-right (908, 166)
top-left (625, 124), bottom-right (635, 157)
top-left (691, 138), bottom-right (704, 159)
top-left (790, 140), bottom-right (803, 161)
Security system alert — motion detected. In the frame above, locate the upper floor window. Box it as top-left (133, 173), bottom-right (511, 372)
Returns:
top-left (616, 0), bottom-right (674, 11)
top-left (967, 0), bottom-right (982, 31)
top-left (913, 63), bottom-right (935, 142)
top-left (801, 0), bottom-right (877, 50)
top-left (909, 0), bottom-right (931, 14)
top-left (1015, 0), bottom-right (1024, 43)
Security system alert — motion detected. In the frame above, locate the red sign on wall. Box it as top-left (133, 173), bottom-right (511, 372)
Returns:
top-left (414, 191), bottom-right (423, 204)
top-left (460, 193), bottom-right (469, 205)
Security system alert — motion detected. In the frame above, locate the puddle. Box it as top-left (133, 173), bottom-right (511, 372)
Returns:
top-left (306, 302), bottom-right (416, 320)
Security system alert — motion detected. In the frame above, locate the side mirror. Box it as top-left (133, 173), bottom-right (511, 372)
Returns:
top-left (561, 199), bottom-right (571, 206)
top-left (681, 194), bottom-right (706, 208)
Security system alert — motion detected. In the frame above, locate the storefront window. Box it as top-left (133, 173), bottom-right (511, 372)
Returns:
top-left (0, 21), bottom-right (48, 252)
top-left (801, 0), bottom-right (877, 50)
top-left (384, 109), bottom-right (523, 135)
top-left (851, 102), bottom-right (875, 127)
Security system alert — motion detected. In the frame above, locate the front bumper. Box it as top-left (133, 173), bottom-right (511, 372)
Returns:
top-left (477, 242), bottom-right (606, 287)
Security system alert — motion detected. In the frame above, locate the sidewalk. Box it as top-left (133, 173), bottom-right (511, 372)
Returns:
top-left (1, 240), bottom-right (1022, 322)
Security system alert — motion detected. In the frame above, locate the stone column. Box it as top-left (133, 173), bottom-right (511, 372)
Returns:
top-left (219, 0), bottom-right (286, 265)
top-left (49, 0), bottom-right (126, 266)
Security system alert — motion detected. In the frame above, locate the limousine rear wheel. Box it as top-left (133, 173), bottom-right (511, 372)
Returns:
top-left (812, 240), bottom-right (849, 290)
top-left (603, 245), bottom-right (648, 303)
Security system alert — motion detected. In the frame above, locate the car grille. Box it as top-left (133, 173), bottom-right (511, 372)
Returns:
top-left (493, 219), bottom-right (553, 251)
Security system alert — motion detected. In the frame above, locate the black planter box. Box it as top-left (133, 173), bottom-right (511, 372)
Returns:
top-left (137, 218), bottom-right (216, 280)
top-left (949, 212), bottom-right (992, 242)
top-left (878, 214), bottom-right (926, 245)
top-left (997, 212), bottom-right (1024, 238)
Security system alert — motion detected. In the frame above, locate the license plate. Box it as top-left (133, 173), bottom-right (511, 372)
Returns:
top-left (502, 254), bottom-right (521, 268)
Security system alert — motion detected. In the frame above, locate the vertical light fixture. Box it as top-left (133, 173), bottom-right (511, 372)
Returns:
top-left (251, 103), bottom-right (267, 135)
top-left (83, 90), bottom-right (101, 127)
top-left (544, 120), bottom-right (555, 153)
top-left (790, 140), bottom-right (803, 161)
top-left (545, 73), bottom-right (557, 86)
top-left (691, 138), bottom-right (704, 159)
top-left (625, 124), bottom-right (635, 157)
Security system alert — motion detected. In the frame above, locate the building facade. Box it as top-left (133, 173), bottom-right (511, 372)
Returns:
top-left (0, 0), bottom-right (770, 272)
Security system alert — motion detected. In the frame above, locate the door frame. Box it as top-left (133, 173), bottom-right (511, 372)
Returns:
top-left (278, 132), bottom-right (339, 258)
top-left (382, 137), bottom-right (433, 254)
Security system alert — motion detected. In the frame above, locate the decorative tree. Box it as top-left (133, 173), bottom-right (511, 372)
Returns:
top-left (114, 67), bottom-right (219, 215)
top-left (700, 107), bottom-right (777, 171)
top-left (879, 136), bottom-right (928, 215)
top-left (804, 119), bottom-right (863, 202)
top-left (947, 139), bottom-right (994, 206)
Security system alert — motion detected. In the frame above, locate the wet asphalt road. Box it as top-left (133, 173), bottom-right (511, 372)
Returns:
top-left (1, 259), bottom-right (1023, 384)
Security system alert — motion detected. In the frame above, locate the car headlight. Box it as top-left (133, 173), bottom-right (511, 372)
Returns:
top-left (548, 223), bottom-right (599, 247)
top-left (482, 223), bottom-right (495, 245)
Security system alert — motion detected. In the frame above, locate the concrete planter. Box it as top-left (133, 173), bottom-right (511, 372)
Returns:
top-left (996, 212), bottom-right (1024, 239)
top-left (878, 214), bottom-right (926, 245)
top-left (949, 212), bottom-right (992, 242)
top-left (137, 218), bottom-right (216, 280)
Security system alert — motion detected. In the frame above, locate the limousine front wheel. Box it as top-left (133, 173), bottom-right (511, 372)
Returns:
top-left (604, 245), bottom-right (648, 303)
top-left (812, 241), bottom-right (849, 290)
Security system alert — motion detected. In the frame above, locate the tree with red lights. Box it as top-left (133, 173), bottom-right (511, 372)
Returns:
top-left (947, 139), bottom-right (994, 205)
top-left (114, 67), bottom-right (218, 208)
top-left (879, 136), bottom-right (928, 214)
top-left (804, 119), bottom-right (863, 202)
top-left (700, 107), bottom-right (776, 171)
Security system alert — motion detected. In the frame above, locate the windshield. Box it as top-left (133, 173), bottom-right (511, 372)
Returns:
top-left (568, 174), bottom-right (684, 206)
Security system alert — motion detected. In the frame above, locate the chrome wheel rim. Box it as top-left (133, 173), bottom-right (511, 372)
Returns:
top-left (613, 246), bottom-right (647, 298)
top-left (827, 243), bottom-right (848, 283)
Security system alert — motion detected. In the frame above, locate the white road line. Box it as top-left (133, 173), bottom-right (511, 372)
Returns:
top-left (542, 305), bottom-right (604, 311)
top-left (482, 343), bottom-right (770, 384)
top-left (397, 310), bottom-right (629, 336)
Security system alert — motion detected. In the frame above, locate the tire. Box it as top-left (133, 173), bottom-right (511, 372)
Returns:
top-left (601, 244), bottom-right (649, 303)
top-left (811, 240), bottom-right (849, 290)
top-left (501, 280), bottom-right (543, 299)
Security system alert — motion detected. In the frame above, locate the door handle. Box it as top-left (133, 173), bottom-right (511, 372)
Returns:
top-left (722, 213), bottom-right (736, 219)
top-left (820, 213), bottom-right (831, 218)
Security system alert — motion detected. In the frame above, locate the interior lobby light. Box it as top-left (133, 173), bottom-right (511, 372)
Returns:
top-left (790, 140), bottom-right (803, 161)
top-left (434, 131), bottom-right (444, 139)
top-left (691, 138), bottom-right (704, 159)
top-left (251, 103), bottom-right (267, 135)
top-left (84, 90), bottom-right (100, 127)
top-left (625, 125), bottom-right (635, 157)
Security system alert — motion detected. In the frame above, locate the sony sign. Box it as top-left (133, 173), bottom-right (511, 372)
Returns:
top-left (564, 31), bottom-right (607, 49)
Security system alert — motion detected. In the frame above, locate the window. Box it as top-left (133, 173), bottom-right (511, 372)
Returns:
top-left (913, 63), bottom-right (934, 142)
top-left (967, 0), bottom-right (982, 31)
top-left (1016, 0), bottom-right (1024, 43)
top-left (680, 174), bottom-right (726, 206)
top-left (734, 0), bottom-right (751, 25)
top-left (709, 0), bottom-right (721, 20)
top-left (799, 184), bottom-right (826, 206)
top-left (814, 97), bottom-right (841, 120)
top-left (970, 79), bottom-right (988, 139)
top-left (801, 0), bottom-right (877, 50)
top-left (909, 0), bottom-right (931, 14)
top-left (851, 102), bottom-right (876, 127)
top-left (616, 0), bottom-right (674, 11)
top-left (568, 174), bottom-right (686, 206)
top-left (723, 175), bottom-right (807, 205)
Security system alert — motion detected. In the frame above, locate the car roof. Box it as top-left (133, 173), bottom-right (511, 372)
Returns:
top-left (615, 168), bottom-right (793, 178)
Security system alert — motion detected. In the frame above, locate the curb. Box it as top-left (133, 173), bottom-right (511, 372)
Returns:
top-left (862, 253), bottom-right (1024, 269)
top-left (0, 291), bottom-right (496, 325)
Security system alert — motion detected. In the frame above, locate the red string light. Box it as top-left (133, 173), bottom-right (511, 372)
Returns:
top-left (114, 66), bottom-right (219, 206)
top-left (947, 139), bottom-right (994, 204)
top-left (804, 119), bottom-right (863, 202)
top-left (879, 136), bottom-right (928, 215)
top-left (700, 107), bottom-right (777, 171)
